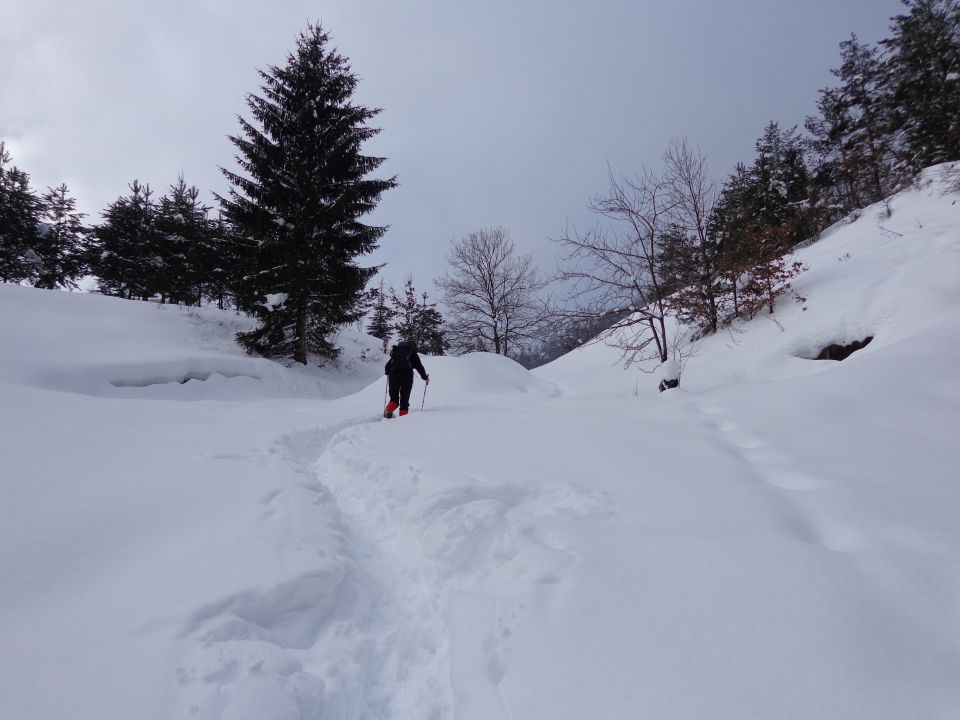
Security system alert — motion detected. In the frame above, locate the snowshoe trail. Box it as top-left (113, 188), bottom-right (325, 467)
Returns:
top-left (169, 404), bottom-right (608, 720)
top-left (313, 419), bottom-right (609, 719)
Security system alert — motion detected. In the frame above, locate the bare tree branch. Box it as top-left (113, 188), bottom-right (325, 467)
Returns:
top-left (554, 166), bottom-right (676, 366)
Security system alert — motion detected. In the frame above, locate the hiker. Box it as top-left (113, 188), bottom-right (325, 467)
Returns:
top-left (384, 339), bottom-right (429, 418)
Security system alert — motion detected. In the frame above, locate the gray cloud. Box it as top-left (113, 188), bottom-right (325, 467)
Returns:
top-left (1, 0), bottom-right (903, 292)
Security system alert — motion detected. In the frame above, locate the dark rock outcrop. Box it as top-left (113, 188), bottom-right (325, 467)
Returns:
top-left (815, 336), bottom-right (874, 361)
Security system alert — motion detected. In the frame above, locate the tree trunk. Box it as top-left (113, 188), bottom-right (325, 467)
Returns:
top-left (730, 274), bottom-right (739, 319)
top-left (294, 302), bottom-right (308, 365)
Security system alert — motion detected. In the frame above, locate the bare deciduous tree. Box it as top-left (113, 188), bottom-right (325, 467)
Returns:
top-left (436, 227), bottom-right (549, 356)
top-left (556, 140), bottom-right (723, 383)
top-left (556, 165), bottom-right (676, 367)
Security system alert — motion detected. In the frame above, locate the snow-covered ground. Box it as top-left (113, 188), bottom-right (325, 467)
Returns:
top-left (2, 166), bottom-right (960, 719)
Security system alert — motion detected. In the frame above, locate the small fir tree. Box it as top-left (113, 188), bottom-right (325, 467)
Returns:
top-left (388, 276), bottom-right (449, 353)
top-left (390, 276), bottom-right (419, 344)
top-left (34, 184), bottom-right (89, 289)
top-left (91, 181), bottom-right (159, 299)
top-left (366, 278), bottom-right (395, 352)
top-left (154, 175), bottom-right (213, 305)
top-left (709, 164), bottom-right (755, 322)
top-left (414, 291), bottom-right (448, 355)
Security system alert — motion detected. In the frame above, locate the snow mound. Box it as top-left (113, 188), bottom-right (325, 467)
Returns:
top-left (350, 351), bottom-right (560, 411)
top-left (0, 283), bottom-right (384, 400)
top-left (426, 352), bottom-right (560, 401)
top-left (40, 356), bottom-right (309, 401)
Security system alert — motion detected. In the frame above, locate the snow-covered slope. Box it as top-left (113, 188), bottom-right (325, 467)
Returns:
top-left (1, 166), bottom-right (959, 720)
top-left (0, 287), bottom-right (385, 400)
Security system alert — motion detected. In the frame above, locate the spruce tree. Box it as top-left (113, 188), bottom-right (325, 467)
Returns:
top-left (710, 164), bottom-right (755, 321)
top-left (91, 181), bottom-right (159, 299)
top-left (0, 144), bottom-right (43, 284)
top-left (366, 278), bottom-right (395, 352)
top-left (388, 277), bottom-right (448, 354)
top-left (34, 184), bottom-right (89, 289)
top-left (744, 123), bottom-right (817, 246)
top-left (390, 276), bottom-right (419, 344)
top-left (154, 175), bottom-right (213, 305)
top-left (218, 23), bottom-right (397, 364)
top-left (206, 213), bottom-right (248, 309)
top-left (414, 291), bottom-right (449, 355)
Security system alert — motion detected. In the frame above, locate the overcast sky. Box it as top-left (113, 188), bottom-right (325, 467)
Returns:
top-left (1, 0), bottom-right (904, 292)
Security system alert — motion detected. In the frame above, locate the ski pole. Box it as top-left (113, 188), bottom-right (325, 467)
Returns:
top-left (383, 378), bottom-right (388, 410)
top-left (421, 380), bottom-right (428, 410)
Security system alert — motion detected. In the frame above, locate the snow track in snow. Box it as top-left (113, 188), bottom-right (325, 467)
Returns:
top-left (301, 417), bottom-right (609, 720)
top-left (172, 416), bottom-right (380, 720)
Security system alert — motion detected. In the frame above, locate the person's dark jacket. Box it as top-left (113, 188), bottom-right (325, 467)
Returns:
top-left (385, 340), bottom-right (428, 381)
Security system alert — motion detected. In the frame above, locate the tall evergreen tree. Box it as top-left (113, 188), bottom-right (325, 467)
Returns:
top-left (882, 0), bottom-right (960, 170)
top-left (34, 184), bottom-right (89, 289)
top-left (0, 144), bottom-right (43, 284)
top-left (218, 23), bottom-right (397, 364)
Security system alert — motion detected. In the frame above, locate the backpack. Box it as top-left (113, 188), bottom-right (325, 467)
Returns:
top-left (390, 342), bottom-right (413, 372)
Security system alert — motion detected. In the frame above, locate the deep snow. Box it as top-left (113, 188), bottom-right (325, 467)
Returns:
top-left (2, 166), bottom-right (960, 719)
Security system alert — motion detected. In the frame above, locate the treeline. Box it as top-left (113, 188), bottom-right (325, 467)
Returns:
top-left (556, 0), bottom-right (960, 376)
top-left (807, 0), bottom-right (960, 219)
top-left (1, 24), bottom-right (396, 365)
top-left (458, 0), bottom-right (960, 370)
top-left (0, 145), bottom-right (90, 289)
top-left (92, 177), bottom-right (241, 308)
top-left (702, 0), bottom-right (959, 326)
top-left (718, 0), bottom-right (960, 267)
top-left (0, 153), bottom-right (251, 309)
